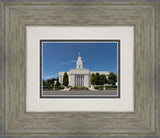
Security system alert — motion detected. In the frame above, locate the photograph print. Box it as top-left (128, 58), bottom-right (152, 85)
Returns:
top-left (40, 40), bottom-right (120, 98)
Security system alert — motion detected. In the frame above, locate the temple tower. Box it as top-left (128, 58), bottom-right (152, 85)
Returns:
top-left (76, 52), bottom-right (83, 68)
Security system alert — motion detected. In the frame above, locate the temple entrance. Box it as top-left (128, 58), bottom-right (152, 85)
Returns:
top-left (75, 75), bottom-right (84, 87)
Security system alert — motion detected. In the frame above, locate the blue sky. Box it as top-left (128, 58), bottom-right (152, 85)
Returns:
top-left (42, 42), bottom-right (118, 80)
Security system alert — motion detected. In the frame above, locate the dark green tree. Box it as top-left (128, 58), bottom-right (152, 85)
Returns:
top-left (99, 74), bottom-right (108, 85)
top-left (43, 80), bottom-right (46, 86)
top-left (51, 78), bottom-right (56, 86)
top-left (47, 79), bottom-right (51, 84)
top-left (55, 77), bottom-right (61, 86)
top-left (46, 78), bottom-right (56, 86)
top-left (108, 72), bottom-right (117, 85)
top-left (63, 72), bottom-right (69, 86)
top-left (91, 73), bottom-right (96, 85)
top-left (95, 73), bottom-right (100, 85)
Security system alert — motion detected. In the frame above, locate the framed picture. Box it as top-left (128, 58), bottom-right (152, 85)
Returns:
top-left (40, 40), bottom-right (120, 98)
top-left (26, 26), bottom-right (133, 112)
top-left (1, 1), bottom-right (159, 137)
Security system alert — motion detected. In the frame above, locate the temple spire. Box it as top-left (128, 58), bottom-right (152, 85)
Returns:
top-left (77, 52), bottom-right (83, 68)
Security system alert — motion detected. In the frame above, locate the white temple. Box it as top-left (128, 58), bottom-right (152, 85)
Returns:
top-left (59, 53), bottom-right (110, 87)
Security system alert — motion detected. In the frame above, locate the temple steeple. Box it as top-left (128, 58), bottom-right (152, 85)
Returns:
top-left (77, 52), bottom-right (83, 68)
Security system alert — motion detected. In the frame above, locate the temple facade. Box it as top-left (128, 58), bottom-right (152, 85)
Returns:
top-left (59, 53), bottom-right (110, 88)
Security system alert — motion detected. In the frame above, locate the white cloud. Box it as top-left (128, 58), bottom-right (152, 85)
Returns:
top-left (43, 75), bottom-right (58, 79)
top-left (56, 60), bottom-right (76, 66)
top-left (71, 60), bottom-right (76, 63)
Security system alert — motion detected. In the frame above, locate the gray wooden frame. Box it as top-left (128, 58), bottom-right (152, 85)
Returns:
top-left (1, 1), bottom-right (159, 137)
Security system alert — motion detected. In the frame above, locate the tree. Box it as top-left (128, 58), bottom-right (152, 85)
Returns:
top-left (50, 78), bottom-right (56, 86)
top-left (99, 74), bottom-right (108, 85)
top-left (63, 72), bottom-right (69, 86)
top-left (108, 72), bottom-right (117, 85)
top-left (91, 73), bottom-right (96, 85)
top-left (55, 77), bottom-right (61, 86)
top-left (47, 79), bottom-right (51, 84)
top-left (43, 80), bottom-right (46, 86)
top-left (46, 78), bottom-right (56, 86)
top-left (51, 78), bottom-right (56, 84)
top-left (95, 73), bottom-right (100, 85)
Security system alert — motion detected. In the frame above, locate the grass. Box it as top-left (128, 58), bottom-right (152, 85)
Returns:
top-left (94, 85), bottom-right (117, 90)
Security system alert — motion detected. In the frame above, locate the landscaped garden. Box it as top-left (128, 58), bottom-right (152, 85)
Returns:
top-left (70, 86), bottom-right (88, 91)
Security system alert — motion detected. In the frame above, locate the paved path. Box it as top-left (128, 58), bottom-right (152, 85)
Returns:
top-left (60, 87), bottom-right (70, 91)
top-left (43, 90), bottom-right (117, 96)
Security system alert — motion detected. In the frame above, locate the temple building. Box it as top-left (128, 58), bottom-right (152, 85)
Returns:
top-left (59, 53), bottom-right (110, 88)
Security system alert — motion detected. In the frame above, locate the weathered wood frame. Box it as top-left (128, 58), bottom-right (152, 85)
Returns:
top-left (1, 1), bottom-right (159, 137)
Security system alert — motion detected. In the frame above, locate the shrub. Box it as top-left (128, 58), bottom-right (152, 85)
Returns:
top-left (81, 86), bottom-right (88, 89)
top-left (94, 86), bottom-right (104, 90)
top-left (72, 86), bottom-right (78, 89)
top-left (55, 86), bottom-right (64, 90)
top-left (105, 85), bottom-right (117, 89)
top-left (71, 86), bottom-right (88, 90)
top-left (43, 86), bottom-right (53, 90)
